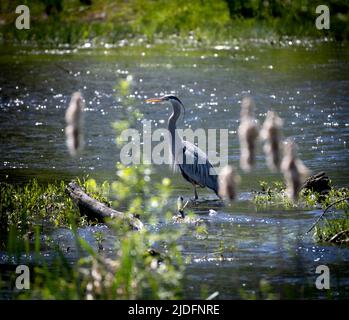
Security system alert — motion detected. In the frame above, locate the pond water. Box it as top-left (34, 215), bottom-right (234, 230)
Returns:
top-left (0, 41), bottom-right (348, 299)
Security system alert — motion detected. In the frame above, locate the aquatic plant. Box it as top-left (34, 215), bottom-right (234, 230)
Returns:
top-left (0, 180), bottom-right (81, 247)
top-left (310, 188), bottom-right (349, 243)
top-left (0, 176), bottom-right (121, 247)
top-left (252, 180), bottom-right (293, 209)
top-left (112, 74), bottom-right (143, 148)
top-left (314, 213), bottom-right (349, 244)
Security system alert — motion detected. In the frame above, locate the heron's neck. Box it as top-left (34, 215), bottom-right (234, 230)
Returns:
top-left (168, 100), bottom-right (181, 126)
top-left (168, 115), bottom-right (177, 133)
top-left (168, 100), bottom-right (182, 132)
top-left (168, 100), bottom-right (183, 160)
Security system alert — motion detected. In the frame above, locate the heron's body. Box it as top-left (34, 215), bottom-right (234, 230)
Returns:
top-left (177, 141), bottom-right (219, 199)
top-left (147, 95), bottom-right (219, 199)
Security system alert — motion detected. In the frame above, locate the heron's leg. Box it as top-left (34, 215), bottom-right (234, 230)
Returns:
top-left (193, 185), bottom-right (198, 200)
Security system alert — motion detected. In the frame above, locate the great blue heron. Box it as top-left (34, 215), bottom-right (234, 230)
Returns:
top-left (146, 95), bottom-right (219, 200)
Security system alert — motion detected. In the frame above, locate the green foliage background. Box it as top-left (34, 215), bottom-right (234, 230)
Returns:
top-left (0, 0), bottom-right (348, 45)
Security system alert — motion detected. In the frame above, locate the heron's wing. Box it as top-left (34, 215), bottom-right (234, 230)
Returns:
top-left (179, 141), bottom-right (218, 193)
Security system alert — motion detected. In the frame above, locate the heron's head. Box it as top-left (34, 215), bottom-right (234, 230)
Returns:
top-left (146, 95), bottom-right (185, 119)
top-left (146, 94), bottom-right (182, 104)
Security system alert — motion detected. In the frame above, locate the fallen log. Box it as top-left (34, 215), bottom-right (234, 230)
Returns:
top-left (66, 181), bottom-right (144, 231)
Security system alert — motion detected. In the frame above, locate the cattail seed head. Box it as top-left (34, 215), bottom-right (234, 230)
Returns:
top-left (65, 92), bottom-right (84, 156)
top-left (240, 95), bottom-right (256, 119)
top-left (281, 139), bottom-right (310, 201)
top-left (218, 165), bottom-right (240, 201)
top-left (261, 111), bottom-right (283, 172)
top-left (238, 96), bottom-right (259, 172)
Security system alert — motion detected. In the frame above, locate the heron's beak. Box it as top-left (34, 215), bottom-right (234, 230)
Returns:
top-left (146, 97), bottom-right (164, 103)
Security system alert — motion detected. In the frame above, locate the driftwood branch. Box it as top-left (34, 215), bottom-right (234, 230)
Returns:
top-left (329, 229), bottom-right (349, 243)
top-left (306, 196), bottom-right (349, 234)
top-left (66, 181), bottom-right (143, 231)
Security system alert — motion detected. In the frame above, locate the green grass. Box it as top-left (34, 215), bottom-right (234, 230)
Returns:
top-left (252, 180), bottom-right (293, 209)
top-left (0, 179), bottom-right (81, 247)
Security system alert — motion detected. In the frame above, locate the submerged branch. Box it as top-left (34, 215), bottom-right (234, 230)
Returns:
top-left (66, 181), bottom-right (144, 231)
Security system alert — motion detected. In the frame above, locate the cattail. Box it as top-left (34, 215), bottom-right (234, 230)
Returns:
top-left (238, 96), bottom-right (259, 172)
top-left (261, 111), bottom-right (283, 172)
top-left (281, 140), bottom-right (310, 201)
top-left (218, 165), bottom-right (240, 201)
top-left (240, 95), bottom-right (256, 118)
top-left (65, 92), bottom-right (84, 156)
